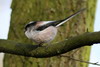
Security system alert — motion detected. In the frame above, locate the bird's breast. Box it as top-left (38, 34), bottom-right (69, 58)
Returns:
top-left (32, 26), bottom-right (57, 43)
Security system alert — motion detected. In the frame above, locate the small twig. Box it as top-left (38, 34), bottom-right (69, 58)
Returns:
top-left (60, 55), bottom-right (100, 66)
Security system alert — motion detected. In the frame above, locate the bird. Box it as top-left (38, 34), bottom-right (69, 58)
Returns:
top-left (24, 8), bottom-right (85, 46)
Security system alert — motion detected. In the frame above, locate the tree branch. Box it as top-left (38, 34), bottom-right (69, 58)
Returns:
top-left (0, 32), bottom-right (100, 58)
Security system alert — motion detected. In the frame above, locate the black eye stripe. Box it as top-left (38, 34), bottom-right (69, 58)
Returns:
top-left (25, 21), bottom-right (37, 31)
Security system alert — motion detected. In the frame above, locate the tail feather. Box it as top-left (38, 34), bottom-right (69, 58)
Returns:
top-left (56, 8), bottom-right (86, 27)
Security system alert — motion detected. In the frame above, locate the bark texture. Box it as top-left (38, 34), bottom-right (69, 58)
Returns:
top-left (3, 0), bottom-right (97, 67)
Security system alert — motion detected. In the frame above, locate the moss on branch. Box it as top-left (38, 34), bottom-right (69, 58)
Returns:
top-left (0, 32), bottom-right (100, 58)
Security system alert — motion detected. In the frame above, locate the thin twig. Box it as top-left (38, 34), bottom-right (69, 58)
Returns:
top-left (60, 55), bottom-right (100, 66)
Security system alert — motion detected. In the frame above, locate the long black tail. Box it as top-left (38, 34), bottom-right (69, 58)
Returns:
top-left (55, 8), bottom-right (86, 27)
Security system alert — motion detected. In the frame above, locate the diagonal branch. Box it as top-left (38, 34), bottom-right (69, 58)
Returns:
top-left (60, 55), bottom-right (100, 66)
top-left (0, 32), bottom-right (100, 58)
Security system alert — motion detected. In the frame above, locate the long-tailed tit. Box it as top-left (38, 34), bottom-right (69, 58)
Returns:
top-left (24, 8), bottom-right (85, 46)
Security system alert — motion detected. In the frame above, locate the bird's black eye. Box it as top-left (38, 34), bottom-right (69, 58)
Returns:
top-left (25, 21), bottom-right (37, 31)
